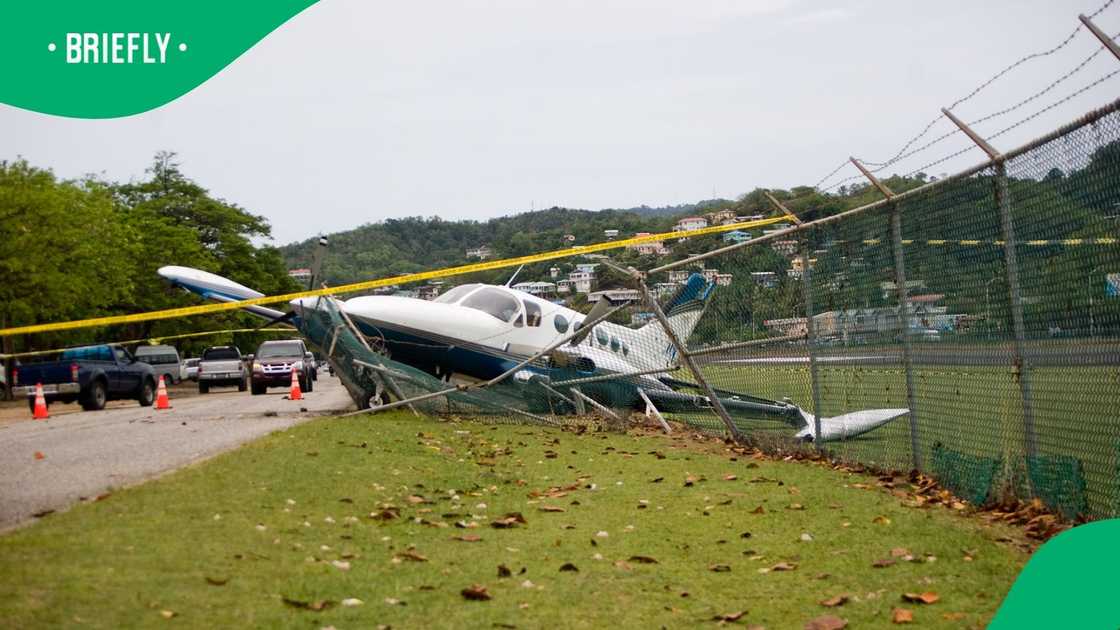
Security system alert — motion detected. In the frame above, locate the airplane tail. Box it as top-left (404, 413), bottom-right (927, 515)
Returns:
top-left (632, 273), bottom-right (715, 368)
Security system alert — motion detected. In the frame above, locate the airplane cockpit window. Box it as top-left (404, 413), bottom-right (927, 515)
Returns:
top-left (462, 288), bottom-right (521, 323)
top-left (524, 301), bottom-right (542, 327)
top-left (434, 283), bottom-right (481, 304)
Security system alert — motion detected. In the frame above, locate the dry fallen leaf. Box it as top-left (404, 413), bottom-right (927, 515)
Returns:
top-left (539, 505), bottom-right (566, 513)
top-left (890, 547), bottom-right (911, 558)
top-left (628, 555), bottom-right (658, 564)
top-left (769, 562), bottom-right (797, 572)
top-left (282, 597), bottom-right (334, 611)
top-left (901, 592), bottom-right (939, 605)
top-left (723, 474), bottom-right (738, 481)
top-left (872, 558), bottom-right (897, 568)
top-left (498, 564), bottom-right (512, 578)
top-left (204, 577), bottom-right (229, 586)
top-left (452, 534), bottom-right (482, 542)
top-left (819, 595), bottom-right (849, 608)
top-left (709, 564), bottom-right (732, 572)
top-left (394, 550), bottom-right (428, 562)
top-left (891, 608), bottom-right (914, 624)
top-left (559, 562), bottom-right (579, 572)
top-left (461, 584), bottom-right (492, 601)
top-left (159, 610), bottom-right (176, 619)
top-left (712, 610), bottom-right (747, 622)
top-left (804, 614), bottom-right (847, 630)
top-left (942, 612), bottom-right (966, 621)
top-left (872, 515), bottom-right (892, 525)
top-left (751, 505), bottom-right (766, 514)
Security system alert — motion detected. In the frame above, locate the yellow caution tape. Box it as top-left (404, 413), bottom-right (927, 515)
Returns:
top-left (0, 327), bottom-right (297, 360)
top-left (0, 216), bottom-right (788, 337)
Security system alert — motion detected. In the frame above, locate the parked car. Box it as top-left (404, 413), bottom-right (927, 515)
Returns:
top-left (134, 344), bottom-right (184, 384)
top-left (304, 352), bottom-right (318, 381)
top-left (197, 346), bottom-right (248, 393)
top-left (251, 339), bottom-right (313, 395)
top-left (183, 357), bottom-right (201, 381)
top-left (11, 344), bottom-right (156, 411)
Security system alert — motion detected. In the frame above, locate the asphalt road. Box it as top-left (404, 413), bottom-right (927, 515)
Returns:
top-left (0, 376), bottom-right (354, 532)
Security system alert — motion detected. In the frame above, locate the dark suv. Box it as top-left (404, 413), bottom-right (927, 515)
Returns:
top-left (250, 339), bottom-right (314, 395)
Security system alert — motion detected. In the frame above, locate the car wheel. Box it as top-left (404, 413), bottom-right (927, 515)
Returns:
top-left (305, 374), bottom-right (314, 393)
top-left (138, 378), bottom-right (156, 406)
top-left (81, 380), bottom-right (107, 411)
top-left (238, 378), bottom-right (247, 392)
top-left (251, 383), bottom-right (265, 395)
top-left (199, 382), bottom-right (210, 394)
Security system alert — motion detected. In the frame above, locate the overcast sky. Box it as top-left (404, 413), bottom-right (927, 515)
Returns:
top-left (3, 0), bottom-right (1118, 244)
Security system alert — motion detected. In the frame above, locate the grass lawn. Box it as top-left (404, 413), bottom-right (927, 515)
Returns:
top-left (0, 412), bottom-right (1028, 629)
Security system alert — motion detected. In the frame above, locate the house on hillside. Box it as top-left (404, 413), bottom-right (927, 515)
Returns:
top-left (629, 232), bottom-right (669, 256)
top-left (557, 279), bottom-right (573, 294)
top-left (707, 209), bottom-right (738, 225)
top-left (604, 229), bottom-right (620, 239)
top-left (466, 245), bottom-right (493, 259)
top-left (512, 281), bottom-right (557, 297)
top-left (674, 217), bottom-right (708, 232)
top-left (751, 271), bottom-right (778, 288)
top-left (569, 271), bottom-right (594, 293)
top-left (716, 273), bottom-right (733, 286)
top-left (417, 285), bottom-right (442, 300)
top-left (587, 289), bottom-right (641, 305)
top-left (723, 230), bottom-right (752, 244)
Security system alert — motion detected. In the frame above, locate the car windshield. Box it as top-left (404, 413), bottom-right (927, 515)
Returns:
top-left (257, 342), bottom-right (304, 358)
top-left (434, 283), bottom-right (481, 304)
top-left (461, 287), bottom-right (521, 323)
top-left (203, 348), bottom-right (240, 361)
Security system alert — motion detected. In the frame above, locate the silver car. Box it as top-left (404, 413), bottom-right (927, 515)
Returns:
top-left (197, 346), bottom-right (248, 393)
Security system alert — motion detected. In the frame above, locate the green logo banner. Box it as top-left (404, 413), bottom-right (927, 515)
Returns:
top-left (989, 519), bottom-right (1120, 628)
top-left (0, 0), bottom-right (318, 118)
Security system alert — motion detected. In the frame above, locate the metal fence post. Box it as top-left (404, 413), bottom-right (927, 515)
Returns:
top-left (942, 109), bottom-right (1039, 493)
top-left (849, 160), bottom-right (923, 470)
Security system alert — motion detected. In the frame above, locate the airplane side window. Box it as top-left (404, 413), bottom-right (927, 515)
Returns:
top-left (610, 336), bottom-right (620, 352)
top-left (554, 314), bottom-right (570, 333)
top-left (462, 287), bottom-right (521, 323)
top-left (595, 328), bottom-right (609, 346)
top-left (524, 301), bottom-right (542, 327)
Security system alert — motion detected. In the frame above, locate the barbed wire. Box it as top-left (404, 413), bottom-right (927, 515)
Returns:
top-left (811, 0), bottom-right (1115, 192)
top-left (811, 159), bottom-right (854, 191)
top-left (988, 66), bottom-right (1120, 142)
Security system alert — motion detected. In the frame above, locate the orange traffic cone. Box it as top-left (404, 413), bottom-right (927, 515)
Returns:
top-left (288, 368), bottom-right (303, 401)
top-left (155, 375), bottom-right (171, 410)
top-left (32, 383), bottom-right (49, 420)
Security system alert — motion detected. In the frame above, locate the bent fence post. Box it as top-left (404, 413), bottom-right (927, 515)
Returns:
top-left (637, 280), bottom-right (745, 443)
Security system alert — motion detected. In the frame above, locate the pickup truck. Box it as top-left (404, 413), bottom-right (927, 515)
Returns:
top-left (197, 345), bottom-right (247, 393)
top-left (251, 339), bottom-right (314, 395)
top-left (12, 344), bottom-right (157, 412)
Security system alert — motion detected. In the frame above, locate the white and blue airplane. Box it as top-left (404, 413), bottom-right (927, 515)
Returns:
top-left (157, 265), bottom-right (907, 442)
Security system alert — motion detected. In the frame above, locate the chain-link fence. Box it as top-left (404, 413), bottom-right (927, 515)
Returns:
top-left (302, 98), bottom-right (1120, 522)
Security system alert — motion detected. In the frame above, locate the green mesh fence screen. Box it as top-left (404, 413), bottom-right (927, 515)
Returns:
top-left (291, 101), bottom-right (1120, 522)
